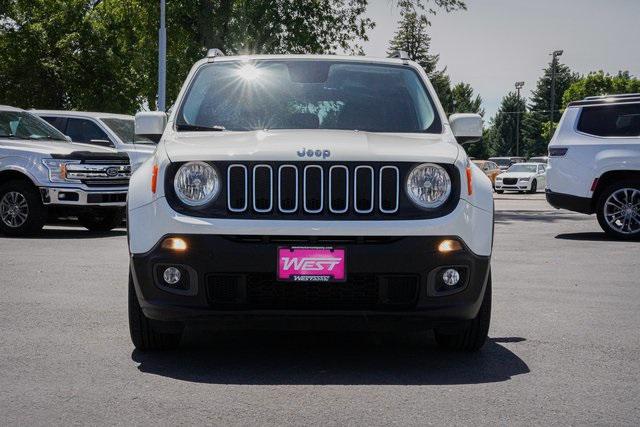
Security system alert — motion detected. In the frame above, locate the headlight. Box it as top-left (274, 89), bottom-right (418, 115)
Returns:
top-left (519, 177), bottom-right (530, 182)
top-left (174, 161), bottom-right (220, 206)
top-left (406, 163), bottom-right (452, 209)
top-left (42, 159), bottom-right (81, 183)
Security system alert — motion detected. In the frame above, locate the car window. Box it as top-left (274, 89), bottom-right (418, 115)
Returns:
top-left (507, 164), bottom-right (538, 173)
top-left (100, 118), bottom-right (156, 145)
top-left (538, 165), bottom-right (546, 173)
top-left (177, 60), bottom-right (442, 133)
top-left (577, 103), bottom-right (640, 137)
top-left (40, 116), bottom-right (68, 133)
top-left (65, 118), bottom-right (113, 146)
top-left (0, 111), bottom-right (68, 141)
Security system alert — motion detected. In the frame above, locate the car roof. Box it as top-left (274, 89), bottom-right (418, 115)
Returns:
top-left (567, 95), bottom-right (640, 108)
top-left (31, 110), bottom-right (133, 120)
top-left (511, 162), bottom-right (544, 166)
top-left (209, 53), bottom-right (413, 66)
top-left (0, 105), bottom-right (24, 112)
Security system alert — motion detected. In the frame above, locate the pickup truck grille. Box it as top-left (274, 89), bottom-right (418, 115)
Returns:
top-left (227, 163), bottom-right (400, 216)
top-left (65, 160), bottom-right (131, 187)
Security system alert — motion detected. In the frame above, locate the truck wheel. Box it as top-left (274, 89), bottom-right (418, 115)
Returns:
top-left (435, 272), bottom-right (491, 352)
top-left (0, 180), bottom-right (46, 236)
top-left (596, 180), bottom-right (640, 240)
top-left (79, 208), bottom-right (124, 232)
top-left (528, 179), bottom-right (538, 194)
top-left (129, 272), bottom-right (182, 351)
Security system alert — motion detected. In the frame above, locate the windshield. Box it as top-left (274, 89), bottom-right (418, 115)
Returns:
top-left (490, 158), bottom-right (512, 166)
top-left (101, 118), bottom-right (156, 144)
top-left (508, 164), bottom-right (538, 173)
top-left (0, 111), bottom-right (68, 141)
top-left (177, 60), bottom-right (442, 133)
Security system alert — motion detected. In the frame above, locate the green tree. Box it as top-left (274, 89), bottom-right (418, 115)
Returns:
top-left (0, 0), bottom-right (376, 112)
top-left (387, 1), bottom-right (467, 110)
top-left (484, 92), bottom-right (527, 157)
top-left (450, 82), bottom-right (483, 115)
top-left (562, 71), bottom-right (640, 106)
top-left (521, 60), bottom-right (579, 156)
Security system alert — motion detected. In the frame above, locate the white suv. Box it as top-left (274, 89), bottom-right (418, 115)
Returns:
top-left (547, 94), bottom-right (640, 239)
top-left (127, 52), bottom-right (494, 351)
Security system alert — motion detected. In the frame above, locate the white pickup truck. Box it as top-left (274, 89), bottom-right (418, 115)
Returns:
top-left (0, 106), bottom-right (131, 235)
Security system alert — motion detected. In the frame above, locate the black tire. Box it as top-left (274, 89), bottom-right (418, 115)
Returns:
top-left (495, 190), bottom-right (504, 194)
top-left (528, 179), bottom-right (538, 194)
top-left (0, 179), bottom-right (47, 236)
top-left (79, 207), bottom-right (124, 232)
top-left (596, 180), bottom-right (640, 240)
top-left (128, 272), bottom-right (182, 351)
top-left (435, 272), bottom-right (491, 352)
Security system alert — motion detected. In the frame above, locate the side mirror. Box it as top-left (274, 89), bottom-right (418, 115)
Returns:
top-left (449, 113), bottom-right (483, 144)
top-left (135, 112), bottom-right (167, 143)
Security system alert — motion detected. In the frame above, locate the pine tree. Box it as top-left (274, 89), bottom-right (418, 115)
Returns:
top-left (521, 60), bottom-right (579, 156)
top-left (387, 4), bottom-right (439, 74)
top-left (484, 92), bottom-right (527, 157)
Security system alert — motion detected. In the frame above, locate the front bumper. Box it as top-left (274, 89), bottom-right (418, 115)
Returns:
top-left (495, 180), bottom-right (531, 191)
top-left (40, 187), bottom-right (127, 207)
top-left (130, 235), bottom-right (491, 331)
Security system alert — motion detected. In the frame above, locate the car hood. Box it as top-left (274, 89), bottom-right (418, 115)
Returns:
top-left (0, 138), bottom-right (119, 156)
top-left (163, 129), bottom-right (460, 163)
top-left (498, 171), bottom-right (535, 179)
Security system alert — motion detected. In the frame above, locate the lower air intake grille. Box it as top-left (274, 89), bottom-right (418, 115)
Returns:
top-left (205, 273), bottom-right (419, 310)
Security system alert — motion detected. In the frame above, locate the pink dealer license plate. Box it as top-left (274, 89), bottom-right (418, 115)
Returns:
top-left (277, 247), bottom-right (346, 282)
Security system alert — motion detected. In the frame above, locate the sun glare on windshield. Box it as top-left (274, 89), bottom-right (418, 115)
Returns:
top-left (237, 63), bottom-right (261, 81)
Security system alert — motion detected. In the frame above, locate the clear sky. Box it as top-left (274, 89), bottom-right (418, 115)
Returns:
top-left (363, 0), bottom-right (640, 120)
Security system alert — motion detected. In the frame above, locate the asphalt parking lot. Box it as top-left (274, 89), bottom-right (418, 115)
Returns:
top-left (1, 192), bottom-right (639, 426)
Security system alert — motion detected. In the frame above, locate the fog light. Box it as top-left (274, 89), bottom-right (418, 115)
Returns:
top-left (442, 268), bottom-right (460, 286)
top-left (163, 267), bottom-right (181, 285)
top-left (161, 237), bottom-right (187, 251)
top-left (438, 239), bottom-right (462, 253)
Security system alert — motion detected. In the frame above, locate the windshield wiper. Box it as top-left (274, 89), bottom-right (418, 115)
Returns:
top-left (176, 123), bottom-right (225, 132)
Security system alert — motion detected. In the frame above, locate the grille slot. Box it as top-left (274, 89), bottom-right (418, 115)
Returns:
top-left (303, 165), bottom-right (324, 213)
top-left (252, 165), bottom-right (273, 212)
top-left (354, 166), bottom-right (374, 213)
top-left (502, 178), bottom-right (518, 185)
top-left (227, 165), bottom-right (248, 212)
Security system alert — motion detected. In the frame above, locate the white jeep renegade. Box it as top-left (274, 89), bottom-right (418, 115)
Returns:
top-left (547, 94), bottom-right (640, 239)
top-left (127, 52), bottom-right (494, 351)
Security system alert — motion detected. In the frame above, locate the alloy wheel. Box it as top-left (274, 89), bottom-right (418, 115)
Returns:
top-left (0, 191), bottom-right (29, 228)
top-left (604, 188), bottom-right (640, 235)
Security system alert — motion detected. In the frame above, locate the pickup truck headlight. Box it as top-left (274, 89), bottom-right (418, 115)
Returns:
top-left (406, 163), bottom-right (452, 209)
top-left (174, 161), bottom-right (220, 206)
top-left (42, 159), bottom-right (81, 183)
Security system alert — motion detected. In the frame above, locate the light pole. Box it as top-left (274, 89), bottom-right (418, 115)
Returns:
top-left (515, 81), bottom-right (525, 157)
top-left (549, 49), bottom-right (563, 124)
top-left (158, 0), bottom-right (167, 112)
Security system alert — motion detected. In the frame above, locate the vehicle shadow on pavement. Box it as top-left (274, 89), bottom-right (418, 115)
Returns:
top-left (495, 211), bottom-right (590, 224)
top-left (0, 228), bottom-right (126, 239)
top-left (131, 332), bottom-right (529, 385)
top-left (555, 232), bottom-right (635, 242)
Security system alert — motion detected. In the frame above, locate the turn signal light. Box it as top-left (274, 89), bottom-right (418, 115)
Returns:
top-left (438, 239), bottom-right (463, 253)
top-left (161, 237), bottom-right (187, 251)
top-left (466, 165), bottom-right (473, 195)
top-left (151, 163), bottom-right (159, 194)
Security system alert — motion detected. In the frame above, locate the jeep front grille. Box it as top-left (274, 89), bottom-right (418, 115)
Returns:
top-left (226, 163), bottom-right (400, 215)
top-left (164, 161), bottom-right (461, 220)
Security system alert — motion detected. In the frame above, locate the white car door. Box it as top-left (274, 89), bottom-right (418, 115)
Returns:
top-left (538, 165), bottom-right (546, 188)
